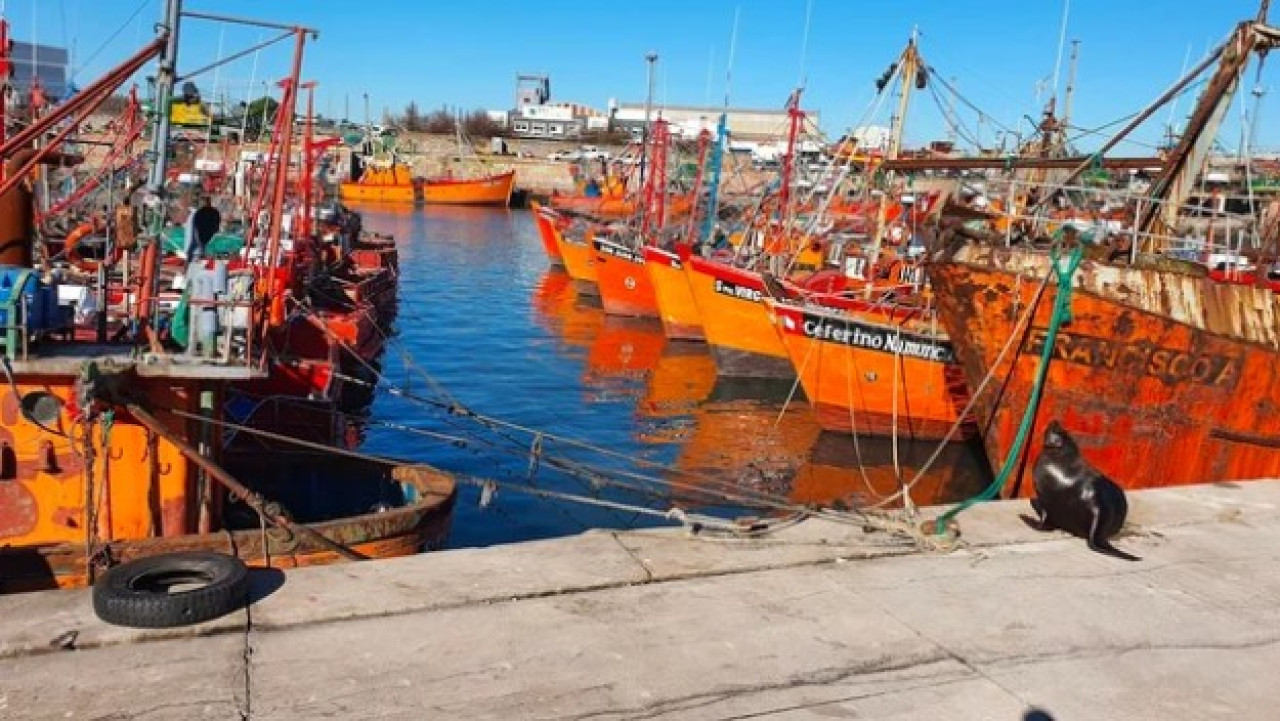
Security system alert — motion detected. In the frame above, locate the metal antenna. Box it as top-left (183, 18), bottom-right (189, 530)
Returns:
top-left (797, 0), bottom-right (814, 89)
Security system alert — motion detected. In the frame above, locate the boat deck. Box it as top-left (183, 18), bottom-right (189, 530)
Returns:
top-left (8, 342), bottom-right (266, 379)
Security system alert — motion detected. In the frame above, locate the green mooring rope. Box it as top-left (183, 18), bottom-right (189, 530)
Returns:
top-left (934, 244), bottom-right (1084, 535)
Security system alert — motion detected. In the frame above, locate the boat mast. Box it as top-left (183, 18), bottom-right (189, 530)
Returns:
top-left (866, 32), bottom-right (920, 288)
top-left (1139, 19), bottom-right (1279, 237)
top-left (0, 19), bottom-right (9, 154)
top-left (698, 7), bottom-right (739, 246)
top-left (640, 118), bottom-right (668, 237)
top-left (886, 30), bottom-right (919, 162)
top-left (700, 113), bottom-right (728, 244)
top-left (144, 0), bottom-right (181, 200)
top-left (686, 127), bottom-right (712, 243)
top-left (138, 0), bottom-right (183, 338)
top-left (638, 51), bottom-right (658, 189)
top-left (777, 87), bottom-right (804, 228)
top-left (1061, 39), bottom-right (1080, 153)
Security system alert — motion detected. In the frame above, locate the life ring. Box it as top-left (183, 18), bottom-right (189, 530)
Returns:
top-left (64, 222), bottom-right (122, 273)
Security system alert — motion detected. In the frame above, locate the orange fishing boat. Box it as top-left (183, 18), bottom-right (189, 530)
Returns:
top-left (684, 255), bottom-right (795, 378)
top-left (530, 201), bottom-right (565, 267)
top-left (644, 244), bottom-right (704, 341)
top-left (0, 6), bottom-right (459, 593)
top-left (423, 169), bottom-right (516, 206)
top-left (339, 162), bottom-right (415, 203)
top-left (765, 299), bottom-right (973, 440)
top-left (593, 233), bottom-right (659, 317)
top-left (549, 191), bottom-right (695, 220)
top-left (4, 461), bottom-right (456, 593)
top-left (555, 224), bottom-right (601, 295)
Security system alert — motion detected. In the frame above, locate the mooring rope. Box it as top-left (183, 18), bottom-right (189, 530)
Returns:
top-left (933, 244), bottom-right (1084, 533)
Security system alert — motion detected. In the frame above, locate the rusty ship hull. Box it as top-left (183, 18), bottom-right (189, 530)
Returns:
top-left (929, 244), bottom-right (1280, 497)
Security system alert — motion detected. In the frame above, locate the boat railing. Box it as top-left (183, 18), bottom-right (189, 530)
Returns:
top-left (973, 178), bottom-right (1266, 265)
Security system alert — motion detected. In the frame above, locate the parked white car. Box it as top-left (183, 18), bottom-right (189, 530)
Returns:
top-left (547, 145), bottom-right (612, 162)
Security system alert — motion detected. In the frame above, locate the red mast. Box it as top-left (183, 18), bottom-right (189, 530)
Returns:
top-left (640, 118), bottom-right (669, 238)
top-left (0, 19), bottom-right (9, 155)
top-left (777, 88), bottom-right (805, 225)
top-left (299, 80), bottom-right (316, 242)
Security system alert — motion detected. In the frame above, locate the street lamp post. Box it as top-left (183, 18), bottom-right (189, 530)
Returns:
top-left (639, 51), bottom-right (658, 187)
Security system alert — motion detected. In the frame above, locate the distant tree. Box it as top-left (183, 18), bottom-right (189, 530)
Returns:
top-left (461, 109), bottom-right (505, 138)
top-left (98, 94), bottom-right (133, 115)
top-left (245, 96), bottom-right (279, 139)
top-left (401, 101), bottom-right (424, 132)
top-left (423, 108), bottom-right (455, 134)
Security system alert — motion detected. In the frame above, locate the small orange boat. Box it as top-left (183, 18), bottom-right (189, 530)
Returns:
top-left (423, 170), bottom-right (516, 206)
top-left (593, 234), bottom-right (659, 318)
top-left (530, 201), bottom-right (565, 267)
top-left (644, 244), bottom-right (704, 341)
top-left (339, 163), bottom-right (415, 203)
top-left (555, 225), bottom-right (601, 296)
top-left (3, 461), bottom-right (456, 592)
top-left (765, 299), bottom-right (973, 441)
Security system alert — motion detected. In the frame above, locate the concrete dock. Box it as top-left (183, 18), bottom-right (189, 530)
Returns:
top-left (2, 481), bottom-right (1279, 720)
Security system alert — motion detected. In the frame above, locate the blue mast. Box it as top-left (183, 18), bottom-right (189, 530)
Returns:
top-left (699, 112), bottom-right (727, 244)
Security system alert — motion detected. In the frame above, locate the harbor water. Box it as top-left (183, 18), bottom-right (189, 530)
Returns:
top-left (350, 205), bottom-right (992, 548)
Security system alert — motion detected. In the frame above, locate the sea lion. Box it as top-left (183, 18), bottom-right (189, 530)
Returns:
top-left (1030, 421), bottom-right (1140, 561)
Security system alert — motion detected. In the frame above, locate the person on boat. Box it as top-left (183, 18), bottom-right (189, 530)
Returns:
top-left (114, 194), bottom-right (138, 252)
top-left (584, 177), bottom-right (602, 198)
top-left (192, 196), bottom-right (221, 260)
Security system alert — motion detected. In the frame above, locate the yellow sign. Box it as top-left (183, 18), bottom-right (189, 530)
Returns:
top-left (170, 100), bottom-right (210, 127)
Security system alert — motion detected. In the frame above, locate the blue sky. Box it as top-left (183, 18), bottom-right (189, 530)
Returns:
top-left (5, 0), bottom-right (1277, 153)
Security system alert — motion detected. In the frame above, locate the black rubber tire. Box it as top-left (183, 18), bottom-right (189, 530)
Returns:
top-left (92, 551), bottom-right (250, 628)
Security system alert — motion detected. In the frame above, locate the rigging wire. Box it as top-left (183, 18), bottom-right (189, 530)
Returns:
top-left (71, 0), bottom-right (150, 83)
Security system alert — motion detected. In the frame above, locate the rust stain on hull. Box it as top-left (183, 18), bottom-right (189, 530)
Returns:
top-left (930, 245), bottom-right (1280, 496)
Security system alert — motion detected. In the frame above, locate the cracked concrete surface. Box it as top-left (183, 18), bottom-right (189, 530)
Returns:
top-left (2, 481), bottom-right (1280, 719)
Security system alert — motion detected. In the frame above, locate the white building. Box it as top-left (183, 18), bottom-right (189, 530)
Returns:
top-left (611, 103), bottom-right (822, 143)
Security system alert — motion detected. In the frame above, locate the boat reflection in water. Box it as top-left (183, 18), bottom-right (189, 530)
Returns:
top-left (639, 349), bottom-right (993, 513)
top-left (583, 316), bottom-right (667, 401)
top-left (790, 433), bottom-right (992, 511)
top-left (532, 270), bottom-right (605, 354)
top-left (532, 265), bottom-right (991, 522)
top-left (635, 343), bottom-right (718, 445)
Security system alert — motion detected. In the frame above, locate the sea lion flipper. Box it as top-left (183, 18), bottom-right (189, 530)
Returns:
top-left (1029, 497), bottom-right (1053, 531)
top-left (1087, 510), bottom-right (1141, 562)
top-left (1088, 537), bottom-right (1142, 562)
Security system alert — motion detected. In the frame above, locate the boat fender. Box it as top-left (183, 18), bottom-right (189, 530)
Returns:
top-left (92, 551), bottom-right (249, 628)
